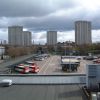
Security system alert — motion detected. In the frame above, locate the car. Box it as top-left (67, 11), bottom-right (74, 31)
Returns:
top-left (1, 79), bottom-right (12, 87)
top-left (93, 56), bottom-right (98, 59)
top-left (34, 57), bottom-right (44, 61)
top-left (76, 56), bottom-right (82, 60)
top-left (83, 56), bottom-right (87, 60)
top-left (93, 59), bottom-right (100, 64)
top-left (85, 56), bottom-right (94, 60)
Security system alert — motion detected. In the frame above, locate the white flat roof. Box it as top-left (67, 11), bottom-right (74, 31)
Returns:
top-left (61, 59), bottom-right (79, 63)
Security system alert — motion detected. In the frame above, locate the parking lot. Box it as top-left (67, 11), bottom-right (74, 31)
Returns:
top-left (0, 55), bottom-right (93, 75)
top-left (32, 55), bottom-right (91, 75)
top-left (36, 55), bottom-right (88, 75)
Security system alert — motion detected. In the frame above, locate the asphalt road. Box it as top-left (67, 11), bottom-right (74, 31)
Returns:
top-left (36, 55), bottom-right (88, 75)
top-left (0, 85), bottom-right (87, 100)
top-left (37, 55), bottom-right (61, 74)
top-left (0, 55), bottom-right (93, 75)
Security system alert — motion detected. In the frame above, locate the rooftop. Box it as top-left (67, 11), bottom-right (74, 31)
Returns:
top-left (0, 84), bottom-right (87, 100)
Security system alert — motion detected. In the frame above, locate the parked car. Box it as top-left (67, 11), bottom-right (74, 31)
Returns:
top-left (83, 56), bottom-right (87, 60)
top-left (76, 56), bottom-right (82, 60)
top-left (34, 57), bottom-right (44, 61)
top-left (93, 59), bottom-right (100, 64)
top-left (85, 56), bottom-right (94, 60)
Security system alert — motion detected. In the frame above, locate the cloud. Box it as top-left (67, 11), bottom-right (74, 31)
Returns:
top-left (57, 31), bottom-right (75, 42)
top-left (0, 0), bottom-right (100, 43)
top-left (0, 0), bottom-right (78, 17)
top-left (92, 30), bottom-right (100, 42)
top-left (32, 31), bottom-right (46, 44)
top-left (0, 0), bottom-right (100, 31)
top-left (0, 29), bottom-right (8, 41)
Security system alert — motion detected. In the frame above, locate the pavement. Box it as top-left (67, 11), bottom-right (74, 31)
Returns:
top-left (36, 55), bottom-right (88, 75)
top-left (0, 55), bottom-right (92, 75)
top-left (0, 60), bottom-right (4, 63)
top-left (0, 84), bottom-right (87, 100)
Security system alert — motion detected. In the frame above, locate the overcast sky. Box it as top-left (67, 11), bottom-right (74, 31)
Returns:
top-left (0, 0), bottom-right (100, 44)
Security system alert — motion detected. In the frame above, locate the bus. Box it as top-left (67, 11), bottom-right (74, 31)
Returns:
top-left (14, 64), bottom-right (29, 74)
top-left (24, 61), bottom-right (39, 73)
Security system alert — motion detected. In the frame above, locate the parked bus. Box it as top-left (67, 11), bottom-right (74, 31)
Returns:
top-left (24, 61), bottom-right (39, 73)
top-left (14, 64), bottom-right (29, 74)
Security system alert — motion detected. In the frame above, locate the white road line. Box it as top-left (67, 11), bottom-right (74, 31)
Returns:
top-left (38, 56), bottom-right (53, 74)
top-left (78, 60), bottom-right (88, 74)
top-left (43, 56), bottom-right (54, 74)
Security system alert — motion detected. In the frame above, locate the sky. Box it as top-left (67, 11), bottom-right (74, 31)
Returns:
top-left (0, 0), bottom-right (100, 44)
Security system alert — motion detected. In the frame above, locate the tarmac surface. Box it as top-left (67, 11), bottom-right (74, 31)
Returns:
top-left (36, 55), bottom-right (88, 75)
top-left (0, 55), bottom-right (92, 75)
top-left (0, 84), bottom-right (87, 100)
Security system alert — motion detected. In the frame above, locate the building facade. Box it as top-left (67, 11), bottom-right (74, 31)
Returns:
top-left (0, 46), bottom-right (5, 56)
top-left (86, 64), bottom-right (100, 90)
top-left (75, 21), bottom-right (92, 45)
top-left (8, 26), bottom-right (32, 46)
top-left (47, 31), bottom-right (57, 45)
top-left (23, 31), bottom-right (32, 46)
top-left (8, 26), bottom-right (23, 46)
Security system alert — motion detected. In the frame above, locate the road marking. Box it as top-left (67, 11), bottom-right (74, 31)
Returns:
top-left (43, 56), bottom-right (54, 74)
top-left (77, 60), bottom-right (88, 74)
top-left (38, 56), bottom-right (53, 74)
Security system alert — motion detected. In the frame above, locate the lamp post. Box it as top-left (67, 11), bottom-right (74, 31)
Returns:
top-left (64, 42), bottom-right (66, 56)
top-left (69, 40), bottom-right (72, 72)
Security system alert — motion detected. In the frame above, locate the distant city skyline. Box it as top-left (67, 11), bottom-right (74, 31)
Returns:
top-left (0, 27), bottom-right (100, 45)
top-left (0, 0), bottom-right (100, 44)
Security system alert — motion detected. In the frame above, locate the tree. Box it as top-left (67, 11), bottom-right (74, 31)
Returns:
top-left (7, 46), bottom-right (35, 58)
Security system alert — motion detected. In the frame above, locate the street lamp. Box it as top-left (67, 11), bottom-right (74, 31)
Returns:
top-left (68, 40), bottom-right (72, 72)
top-left (64, 42), bottom-right (67, 56)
